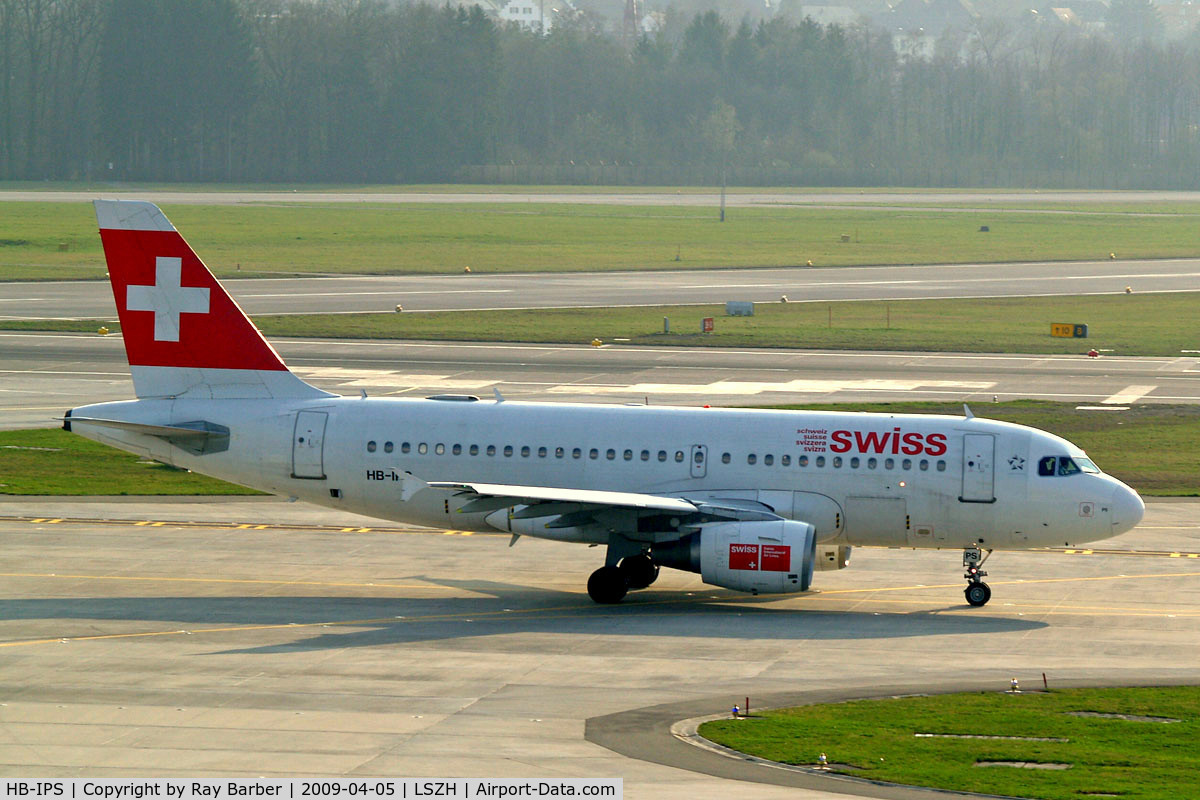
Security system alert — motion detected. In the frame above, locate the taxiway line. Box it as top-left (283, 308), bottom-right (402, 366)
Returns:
top-left (5, 515), bottom-right (1197, 559)
top-left (2, 575), bottom-right (1197, 652)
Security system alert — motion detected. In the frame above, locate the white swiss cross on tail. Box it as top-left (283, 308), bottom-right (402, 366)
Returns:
top-left (125, 256), bottom-right (210, 342)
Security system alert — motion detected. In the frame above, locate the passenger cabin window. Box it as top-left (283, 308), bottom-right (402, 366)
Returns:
top-left (367, 440), bottom-right (377, 453)
top-left (452, 444), bottom-right (462, 455)
top-left (572, 448), bottom-right (582, 459)
top-left (606, 449), bottom-right (616, 460)
top-left (658, 450), bottom-right (667, 462)
top-left (641, 450), bottom-right (650, 461)
top-left (747, 454), bottom-right (757, 465)
top-left (384, 441), bottom-right (393, 453)
top-left (624, 449), bottom-right (633, 461)
top-left (556, 447), bottom-right (564, 458)
top-left (722, 452), bottom-right (731, 464)
top-left (469, 444), bottom-right (479, 456)
top-left (781, 455), bottom-right (791, 466)
top-left (504, 445), bottom-right (513, 457)
top-left (764, 454), bottom-right (774, 466)
top-left (799, 455), bottom-right (809, 467)
top-left (435, 443), bottom-right (445, 455)
top-left (850, 457), bottom-right (860, 469)
top-left (538, 446), bottom-right (547, 458)
top-left (815, 456), bottom-right (825, 467)
top-left (418, 443), bottom-right (427, 455)
top-left (590, 448), bottom-right (599, 460)
top-left (487, 445), bottom-right (496, 456)
top-left (675, 451), bottom-right (685, 463)
top-left (520, 446), bottom-right (530, 457)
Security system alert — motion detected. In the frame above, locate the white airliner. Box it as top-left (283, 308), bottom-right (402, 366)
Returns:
top-left (65, 200), bottom-right (1144, 607)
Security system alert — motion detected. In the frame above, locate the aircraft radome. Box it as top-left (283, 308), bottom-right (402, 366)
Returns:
top-left (65, 200), bottom-right (1145, 607)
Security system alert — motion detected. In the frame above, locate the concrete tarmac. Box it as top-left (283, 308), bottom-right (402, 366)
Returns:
top-left (0, 496), bottom-right (1196, 793)
top-left (4, 332), bottom-right (1200, 430)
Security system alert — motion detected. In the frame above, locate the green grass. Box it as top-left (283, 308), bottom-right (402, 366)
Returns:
top-left (699, 686), bottom-right (1200, 800)
top-left (0, 428), bottom-right (262, 496)
top-left (4, 199), bottom-right (1200, 281)
top-left (12, 292), bottom-right (1200, 357)
top-left (3, 401), bottom-right (1197, 495)
top-left (238, 293), bottom-right (1200, 357)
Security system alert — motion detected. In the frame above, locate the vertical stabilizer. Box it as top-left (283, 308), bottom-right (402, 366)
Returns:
top-left (95, 199), bottom-right (331, 400)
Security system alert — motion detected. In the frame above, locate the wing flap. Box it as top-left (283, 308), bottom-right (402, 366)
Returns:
top-left (427, 481), bottom-right (697, 513)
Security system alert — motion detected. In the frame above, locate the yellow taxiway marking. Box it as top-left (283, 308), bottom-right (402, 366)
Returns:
top-left (0, 515), bottom-right (485, 537)
top-left (0, 571), bottom-right (463, 591)
top-left (1, 567), bottom-right (1198, 651)
top-left (0, 602), bottom-right (602, 650)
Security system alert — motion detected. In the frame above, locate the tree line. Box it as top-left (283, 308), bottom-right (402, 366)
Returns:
top-left (2, 0), bottom-right (1200, 187)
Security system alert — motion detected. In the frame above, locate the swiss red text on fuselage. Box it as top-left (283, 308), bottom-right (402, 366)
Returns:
top-left (827, 428), bottom-right (948, 456)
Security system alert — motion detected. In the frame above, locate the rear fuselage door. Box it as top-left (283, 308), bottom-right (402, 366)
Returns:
top-left (960, 433), bottom-right (995, 502)
top-left (292, 410), bottom-right (328, 479)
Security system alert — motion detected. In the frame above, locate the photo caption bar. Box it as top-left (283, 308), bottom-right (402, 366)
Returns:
top-left (0, 781), bottom-right (621, 800)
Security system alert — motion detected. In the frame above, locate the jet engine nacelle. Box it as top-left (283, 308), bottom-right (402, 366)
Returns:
top-left (654, 519), bottom-right (816, 594)
top-left (815, 544), bottom-right (852, 571)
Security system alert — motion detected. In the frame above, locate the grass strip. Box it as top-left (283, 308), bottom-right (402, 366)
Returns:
top-left (248, 293), bottom-right (1200, 357)
top-left (4, 200), bottom-right (1200, 281)
top-left (699, 686), bottom-right (1200, 800)
top-left (3, 402), bottom-right (1197, 496)
top-left (0, 428), bottom-right (262, 496)
top-left (13, 292), bottom-right (1197, 357)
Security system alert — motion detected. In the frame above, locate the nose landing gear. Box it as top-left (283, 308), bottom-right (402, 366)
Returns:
top-left (963, 546), bottom-right (993, 607)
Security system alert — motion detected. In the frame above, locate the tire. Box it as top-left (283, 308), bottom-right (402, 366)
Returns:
top-left (618, 555), bottom-right (659, 590)
top-left (965, 582), bottom-right (992, 607)
top-left (587, 565), bottom-right (628, 604)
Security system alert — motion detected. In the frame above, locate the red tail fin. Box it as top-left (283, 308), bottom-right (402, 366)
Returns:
top-left (95, 200), bottom-right (328, 400)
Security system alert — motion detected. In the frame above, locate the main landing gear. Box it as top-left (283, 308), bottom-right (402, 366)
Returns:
top-left (587, 552), bottom-right (660, 604)
top-left (962, 545), bottom-right (993, 607)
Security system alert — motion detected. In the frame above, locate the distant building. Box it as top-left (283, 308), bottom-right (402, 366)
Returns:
top-left (498, 0), bottom-right (556, 30)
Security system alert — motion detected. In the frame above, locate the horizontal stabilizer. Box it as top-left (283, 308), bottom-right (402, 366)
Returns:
top-left (63, 416), bottom-right (229, 455)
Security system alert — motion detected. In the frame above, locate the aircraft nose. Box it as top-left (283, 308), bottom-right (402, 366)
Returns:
top-left (1110, 482), bottom-right (1145, 535)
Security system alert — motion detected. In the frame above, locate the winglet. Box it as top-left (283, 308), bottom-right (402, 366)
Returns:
top-left (493, 387), bottom-right (505, 403)
top-left (963, 403), bottom-right (975, 419)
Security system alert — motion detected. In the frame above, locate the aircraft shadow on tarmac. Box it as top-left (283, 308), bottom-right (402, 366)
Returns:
top-left (0, 577), bottom-right (1047, 654)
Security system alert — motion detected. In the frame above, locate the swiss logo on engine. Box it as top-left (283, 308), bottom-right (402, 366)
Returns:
top-left (729, 543), bottom-right (759, 570)
top-left (729, 543), bottom-right (791, 571)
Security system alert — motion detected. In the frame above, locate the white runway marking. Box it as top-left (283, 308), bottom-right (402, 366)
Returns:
top-left (1103, 384), bottom-right (1157, 404)
top-left (239, 289), bottom-right (511, 298)
top-left (292, 369), bottom-right (993, 397)
top-left (552, 379), bottom-right (995, 395)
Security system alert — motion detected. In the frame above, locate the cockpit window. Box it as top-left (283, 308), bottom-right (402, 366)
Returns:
top-left (1039, 455), bottom-right (1099, 476)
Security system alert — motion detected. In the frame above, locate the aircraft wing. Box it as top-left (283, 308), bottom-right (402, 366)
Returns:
top-left (426, 481), bottom-right (699, 513)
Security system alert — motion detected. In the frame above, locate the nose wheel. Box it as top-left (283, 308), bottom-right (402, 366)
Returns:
top-left (963, 546), bottom-right (993, 607)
